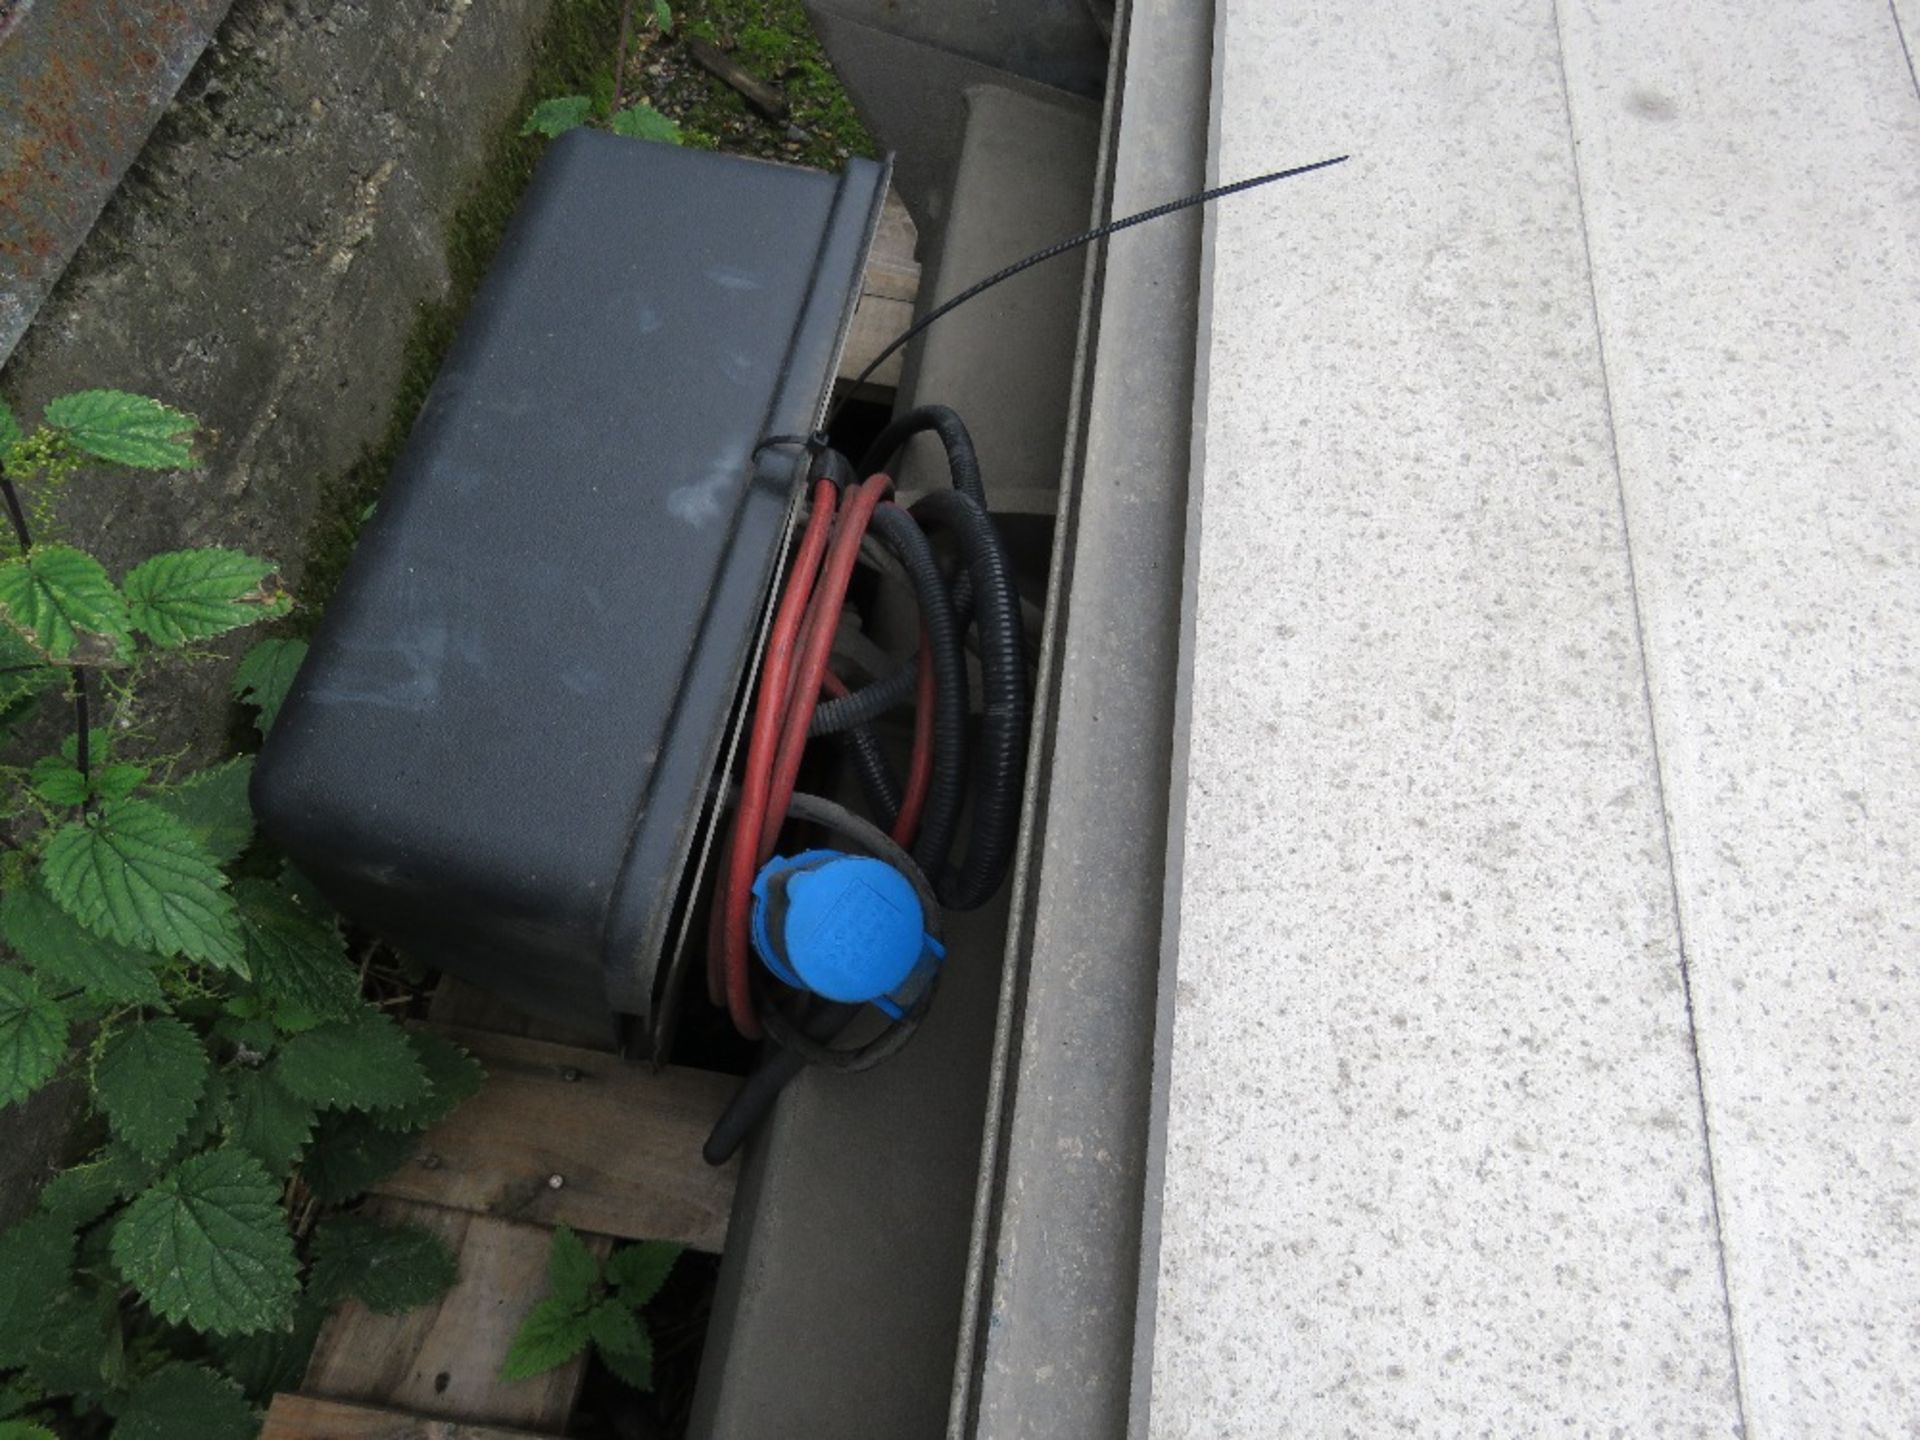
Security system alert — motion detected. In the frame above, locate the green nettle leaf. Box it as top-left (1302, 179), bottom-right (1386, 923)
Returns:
top-left (211, 1289), bottom-right (327, 1402)
top-left (651, 0), bottom-right (673, 30)
top-left (28, 754), bottom-right (87, 806)
top-left (36, 1147), bottom-right (157, 1230)
top-left (16, 1283), bottom-right (124, 1400)
top-left (308, 1215), bottom-right (459, 1315)
top-left (42, 390), bottom-right (195, 470)
top-left (522, 94), bottom-right (594, 138)
top-left (605, 1240), bottom-right (680, 1309)
top-left (224, 1066), bottom-right (317, 1176)
top-left (0, 626), bottom-right (62, 726)
top-left (0, 969), bottom-right (65, 1107)
top-left (598, 1327), bottom-right (655, 1391)
top-left (0, 545), bottom-right (133, 664)
top-left (154, 756), bottom-right (255, 866)
top-left (30, 751), bottom-right (149, 808)
top-left (113, 1362), bottom-right (256, 1440)
top-left (0, 1215), bottom-right (75, 1366)
top-left (371, 1028), bottom-right (484, 1132)
top-left (548, 1223), bottom-right (600, 1306)
top-left (500, 1296), bottom-right (594, 1381)
top-left (95, 1017), bottom-right (211, 1161)
top-left (122, 548), bottom-right (290, 649)
top-left (110, 1148), bottom-right (300, 1336)
top-left (2, 875), bottom-right (166, 1005)
top-left (233, 638), bottom-right (306, 735)
top-left (299, 1110), bottom-right (418, 1204)
top-left (587, 1297), bottom-right (645, 1355)
top-left (235, 879), bottom-right (357, 1020)
top-left (40, 798), bottom-right (244, 971)
top-left (611, 102), bottom-right (681, 143)
top-left (272, 1009), bottom-right (430, 1112)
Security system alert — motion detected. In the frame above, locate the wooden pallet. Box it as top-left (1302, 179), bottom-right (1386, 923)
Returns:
top-left (263, 193), bottom-right (919, 1440)
top-left (838, 191), bottom-right (920, 395)
top-left (264, 985), bottom-right (741, 1434)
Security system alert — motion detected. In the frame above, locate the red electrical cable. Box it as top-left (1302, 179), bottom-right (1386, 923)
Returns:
top-left (757, 473), bottom-right (891, 858)
top-left (717, 473), bottom-right (891, 1037)
top-left (709, 478), bottom-right (838, 1024)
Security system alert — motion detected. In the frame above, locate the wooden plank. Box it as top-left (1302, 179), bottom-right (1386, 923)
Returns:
top-left (263, 1392), bottom-right (562, 1439)
top-left (368, 1026), bottom-right (739, 1251)
top-left (839, 190), bottom-right (919, 392)
top-left (426, 976), bottom-right (615, 1052)
top-left (302, 1200), bottom-right (605, 1431)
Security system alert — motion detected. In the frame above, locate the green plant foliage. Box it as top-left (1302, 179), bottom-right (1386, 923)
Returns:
top-left (371, 1028), bottom-right (484, 1133)
top-left (299, 1110), bottom-right (420, 1205)
top-left (501, 1296), bottom-right (595, 1381)
top-left (2, 877), bottom-right (166, 1006)
top-left (606, 1239), bottom-right (679, 1306)
top-left (223, 1066), bottom-right (318, 1176)
top-left (272, 1009), bottom-right (430, 1112)
top-left (0, 970), bottom-right (65, 1107)
top-left (111, 1363), bottom-right (255, 1440)
top-left (110, 1148), bottom-right (300, 1336)
top-left (0, 386), bottom-right (484, 1435)
top-left (152, 757), bottom-right (255, 867)
top-left (232, 638), bottom-right (306, 736)
top-left (94, 1017), bottom-right (211, 1162)
top-left (501, 1228), bottom-right (681, 1390)
top-left (0, 1422), bottom-right (57, 1439)
top-left (548, 1222), bottom-right (599, 1304)
top-left (41, 799), bottom-right (244, 970)
top-left (0, 1218), bottom-right (75, 1367)
top-left (308, 1215), bottom-right (459, 1315)
top-left (41, 391), bottom-right (195, 470)
top-left (610, 102), bottom-right (682, 142)
top-left (36, 1149), bottom-right (157, 1231)
top-left (210, 1292), bottom-right (328, 1403)
top-left (234, 880), bottom-right (359, 1020)
top-left (0, 545), bottom-right (132, 664)
top-left (598, 1329), bottom-right (654, 1391)
top-left (522, 94), bottom-right (594, 137)
top-left (652, 0), bottom-right (673, 31)
top-left (122, 548), bottom-right (290, 649)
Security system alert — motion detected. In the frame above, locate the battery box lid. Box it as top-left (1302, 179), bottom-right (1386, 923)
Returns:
top-left (252, 130), bottom-right (889, 1039)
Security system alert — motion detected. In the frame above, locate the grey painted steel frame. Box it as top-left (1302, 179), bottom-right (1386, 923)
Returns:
top-left (949, 1), bottom-right (1212, 1435)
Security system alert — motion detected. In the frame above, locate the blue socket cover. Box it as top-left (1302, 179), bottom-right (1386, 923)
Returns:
top-left (750, 850), bottom-right (943, 1019)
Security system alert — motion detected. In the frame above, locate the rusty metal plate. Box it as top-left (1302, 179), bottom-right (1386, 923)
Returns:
top-left (0, 0), bottom-right (233, 366)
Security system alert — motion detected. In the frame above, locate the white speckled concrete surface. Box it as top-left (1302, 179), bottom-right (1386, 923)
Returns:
top-left (1139, 1), bottom-right (1742, 1434)
top-left (1558, 1), bottom-right (1920, 1432)
top-left (1139, 0), bottom-right (1920, 1433)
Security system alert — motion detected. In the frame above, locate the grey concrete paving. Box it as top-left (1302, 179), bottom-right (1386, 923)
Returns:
top-left (1138, 0), bottom-right (1745, 1432)
top-left (1559, 1), bottom-right (1920, 1431)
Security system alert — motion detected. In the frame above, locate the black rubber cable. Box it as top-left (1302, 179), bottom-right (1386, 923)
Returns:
top-left (702, 788), bottom-right (945, 1162)
top-left (912, 487), bottom-right (1026, 910)
top-left (808, 575), bottom-right (975, 737)
top-left (866, 501), bottom-right (970, 880)
top-left (842, 722), bottom-right (902, 826)
top-left (858, 404), bottom-right (987, 509)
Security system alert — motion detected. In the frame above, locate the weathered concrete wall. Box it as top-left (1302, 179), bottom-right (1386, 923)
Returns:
top-left (0, 0), bottom-right (569, 1226)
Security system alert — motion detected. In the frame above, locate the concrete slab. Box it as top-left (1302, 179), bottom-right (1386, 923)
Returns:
top-left (896, 83), bottom-right (1099, 517)
top-left (955, 0), bottom-right (1208, 1433)
top-left (1557, 1), bottom-right (1920, 1430)
top-left (1136, 1), bottom-right (1742, 1433)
